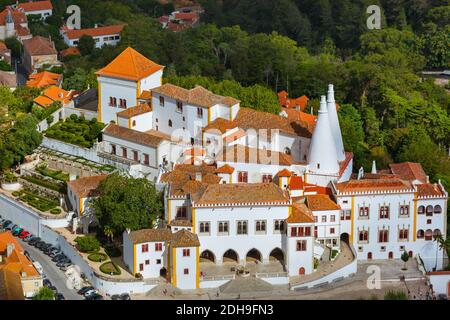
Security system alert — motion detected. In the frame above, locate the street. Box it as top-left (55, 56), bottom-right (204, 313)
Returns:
top-left (18, 238), bottom-right (83, 300)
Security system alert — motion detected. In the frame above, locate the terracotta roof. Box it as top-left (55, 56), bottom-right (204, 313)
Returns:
top-left (278, 91), bottom-right (309, 111)
top-left (17, 1), bottom-right (52, 12)
top-left (416, 183), bottom-right (446, 198)
top-left (116, 103), bottom-right (151, 119)
top-left (389, 162), bottom-right (428, 183)
top-left (60, 47), bottom-right (80, 57)
top-left (173, 163), bottom-right (217, 176)
top-left (103, 124), bottom-right (169, 148)
top-left (64, 24), bottom-right (125, 40)
top-left (193, 183), bottom-right (290, 206)
top-left (34, 86), bottom-right (75, 107)
top-left (0, 269), bottom-right (24, 300)
top-left (127, 229), bottom-right (172, 244)
top-left (336, 179), bottom-right (414, 194)
top-left (216, 145), bottom-right (293, 166)
top-left (23, 36), bottom-right (57, 56)
top-left (26, 71), bottom-right (61, 88)
top-left (215, 164), bottom-right (235, 174)
top-left (183, 148), bottom-right (205, 156)
top-left (96, 47), bottom-right (163, 81)
top-left (139, 90), bottom-right (151, 100)
top-left (289, 176), bottom-right (304, 190)
top-left (169, 219), bottom-right (192, 227)
top-left (338, 152), bottom-right (354, 178)
top-left (0, 8), bottom-right (27, 25)
top-left (171, 229), bottom-right (200, 247)
top-left (67, 175), bottom-right (107, 198)
top-left (303, 183), bottom-right (332, 196)
top-left (33, 94), bottom-right (54, 108)
top-left (0, 71), bottom-right (16, 87)
top-left (305, 194), bottom-right (340, 211)
top-left (15, 24), bottom-right (30, 37)
top-left (287, 203), bottom-right (314, 223)
top-left (277, 169), bottom-right (292, 177)
top-left (152, 84), bottom-right (239, 108)
top-left (0, 232), bottom-right (40, 278)
top-left (174, 12), bottom-right (199, 21)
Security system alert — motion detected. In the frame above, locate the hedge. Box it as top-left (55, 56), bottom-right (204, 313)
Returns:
top-left (74, 236), bottom-right (100, 253)
top-left (21, 175), bottom-right (66, 193)
top-left (99, 261), bottom-right (121, 275)
top-left (87, 252), bottom-right (108, 262)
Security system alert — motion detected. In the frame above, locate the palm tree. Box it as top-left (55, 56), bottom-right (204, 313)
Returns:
top-left (104, 225), bottom-right (114, 244)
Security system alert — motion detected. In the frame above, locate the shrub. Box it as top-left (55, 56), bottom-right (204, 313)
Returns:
top-left (21, 175), bottom-right (66, 193)
top-left (75, 236), bottom-right (100, 253)
top-left (87, 252), bottom-right (108, 262)
top-left (384, 290), bottom-right (408, 300)
top-left (331, 250), bottom-right (339, 259)
top-left (99, 261), bottom-right (121, 275)
top-left (50, 208), bottom-right (61, 215)
top-left (3, 172), bottom-right (18, 183)
top-left (104, 244), bottom-right (121, 257)
top-left (12, 191), bottom-right (21, 197)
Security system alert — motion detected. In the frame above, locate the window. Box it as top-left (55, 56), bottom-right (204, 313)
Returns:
top-left (418, 206), bottom-right (425, 214)
top-left (274, 220), bottom-right (285, 233)
top-left (156, 259), bottom-right (161, 264)
top-left (359, 230), bottom-right (368, 242)
top-left (378, 230), bottom-right (389, 243)
top-left (176, 101), bottom-right (183, 112)
top-left (139, 264), bottom-right (144, 271)
top-left (399, 205), bottom-right (409, 217)
top-left (143, 153), bottom-right (149, 165)
top-left (262, 174), bottom-right (273, 183)
top-left (330, 227), bottom-right (335, 234)
top-left (159, 96), bottom-right (165, 106)
top-left (255, 220), bottom-right (266, 233)
top-left (132, 120), bottom-right (136, 127)
top-left (145, 260), bottom-right (150, 265)
top-left (399, 229), bottom-right (409, 240)
top-left (197, 107), bottom-right (203, 118)
top-left (109, 96), bottom-right (114, 106)
top-left (341, 210), bottom-right (351, 221)
top-left (218, 221), bottom-right (229, 235)
top-left (291, 227), bottom-right (311, 237)
top-left (155, 243), bottom-right (162, 251)
top-left (284, 147), bottom-right (291, 155)
top-left (237, 221), bottom-right (247, 235)
top-left (379, 206), bottom-right (389, 219)
top-left (141, 244), bottom-right (149, 252)
top-left (176, 207), bottom-right (187, 218)
top-left (433, 229), bottom-right (441, 238)
top-left (314, 216), bottom-right (318, 223)
top-left (184, 268), bottom-right (189, 275)
top-left (133, 150), bottom-right (138, 162)
top-left (168, 119), bottom-right (172, 127)
top-left (417, 229), bottom-right (424, 239)
top-left (426, 206), bottom-right (433, 216)
top-left (330, 215), bottom-right (335, 222)
top-left (122, 147), bottom-right (127, 158)
top-left (183, 249), bottom-right (190, 257)
top-left (321, 216), bottom-right (327, 223)
top-left (296, 240), bottom-right (307, 251)
top-left (425, 229), bottom-right (433, 241)
top-left (238, 171), bottom-right (248, 183)
top-left (199, 222), bottom-right (210, 234)
top-left (359, 207), bottom-right (369, 218)
top-left (434, 205), bottom-right (442, 214)
top-left (111, 144), bottom-right (116, 155)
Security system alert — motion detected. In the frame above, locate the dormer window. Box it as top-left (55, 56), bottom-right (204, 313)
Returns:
top-left (176, 101), bottom-right (183, 112)
top-left (197, 107), bottom-right (203, 118)
top-left (159, 96), bottom-right (164, 106)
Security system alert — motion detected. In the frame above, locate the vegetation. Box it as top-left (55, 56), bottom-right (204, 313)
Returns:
top-left (87, 252), bottom-right (108, 262)
top-left (401, 251), bottom-right (410, 270)
top-left (49, 208), bottom-right (62, 215)
top-left (92, 173), bottom-right (163, 241)
top-left (21, 175), bottom-right (66, 194)
top-left (99, 261), bottom-right (121, 275)
top-left (2, 171), bottom-right (18, 183)
top-left (36, 164), bottom-right (70, 182)
top-left (14, 190), bottom-right (59, 213)
top-left (44, 115), bottom-right (105, 148)
top-left (384, 290), bottom-right (408, 300)
top-left (75, 236), bottom-right (101, 253)
top-left (32, 286), bottom-right (54, 300)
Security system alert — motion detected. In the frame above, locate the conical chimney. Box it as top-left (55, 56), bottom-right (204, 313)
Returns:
top-left (327, 84), bottom-right (345, 161)
top-left (371, 160), bottom-right (377, 174)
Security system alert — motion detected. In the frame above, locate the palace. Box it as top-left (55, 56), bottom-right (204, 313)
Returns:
top-left (55, 47), bottom-right (447, 290)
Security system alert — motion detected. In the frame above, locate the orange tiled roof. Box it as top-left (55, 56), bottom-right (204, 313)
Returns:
top-left (23, 36), bottom-right (57, 56)
top-left (215, 164), bottom-right (235, 174)
top-left (389, 162), bottom-right (428, 183)
top-left (67, 175), bottom-right (107, 198)
top-left (33, 95), bottom-right (54, 108)
top-left (128, 229), bottom-right (172, 244)
top-left (26, 71), bottom-right (61, 88)
top-left (224, 129), bottom-right (246, 143)
top-left (278, 91), bottom-right (309, 111)
top-left (139, 90), bottom-right (152, 100)
top-left (171, 229), bottom-right (200, 247)
top-left (305, 194), bottom-right (340, 211)
top-left (277, 169), bottom-right (292, 177)
top-left (0, 7), bottom-right (27, 25)
top-left (287, 203), bottom-right (314, 224)
top-left (416, 183), bottom-right (446, 198)
top-left (116, 103), bottom-right (151, 119)
top-left (60, 47), bottom-right (80, 58)
top-left (216, 144), bottom-right (293, 166)
top-left (17, 1), bottom-right (52, 12)
top-left (103, 124), bottom-right (169, 148)
top-left (96, 47), bottom-right (163, 81)
top-left (336, 178), bottom-right (414, 194)
top-left (34, 86), bottom-right (75, 108)
top-left (0, 232), bottom-right (40, 278)
top-left (64, 24), bottom-right (125, 40)
top-left (289, 176), bottom-right (304, 190)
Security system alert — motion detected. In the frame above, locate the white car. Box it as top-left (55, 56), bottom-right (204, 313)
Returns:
top-left (84, 289), bottom-right (98, 297)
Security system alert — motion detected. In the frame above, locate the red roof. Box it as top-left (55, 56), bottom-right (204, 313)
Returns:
top-left (174, 12), bottom-right (199, 21)
top-left (289, 176), bottom-right (304, 190)
top-left (60, 47), bottom-right (80, 57)
top-left (278, 91), bottom-right (309, 111)
top-left (17, 1), bottom-right (52, 12)
top-left (0, 7), bottom-right (27, 25)
top-left (64, 24), bottom-right (125, 40)
top-left (277, 169), bottom-right (292, 177)
top-left (389, 162), bottom-right (428, 183)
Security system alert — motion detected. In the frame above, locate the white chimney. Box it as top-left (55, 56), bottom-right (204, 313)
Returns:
top-left (327, 84), bottom-right (345, 161)
top-left (6, 243), bottom-right (14, 257)
top-left (94, 24), bottom-right (98, 28)
top-left (371, 160), bottom-right (377, 174)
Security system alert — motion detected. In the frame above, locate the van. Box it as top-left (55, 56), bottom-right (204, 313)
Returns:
top-left (33, 261), bottom-right (44, 275)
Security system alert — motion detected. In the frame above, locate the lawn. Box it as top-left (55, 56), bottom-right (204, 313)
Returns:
top-left (99, 261), bottom-right (121, 275)
top-left (36, 165), bottom-right (69, 182)
top-left (21, 175), bottom-right (66, 193)
top-left (12, 190), bottom-right (61, 213)
top-left (44, 114), bottom-right (105, 148)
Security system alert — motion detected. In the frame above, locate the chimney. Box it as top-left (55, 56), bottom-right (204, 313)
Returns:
top-left (371, 160), bottom-right (377, 174)
top-left (327, 84), bottom-right (345, 161)
top-left (195, 172), bottom-right (202, 181)
top-left (126, 228), bottom-right (131, 234)
top-left (6, 244), bottom-right (14, 257)
top-left (94, 24), bottom-right (98, 28)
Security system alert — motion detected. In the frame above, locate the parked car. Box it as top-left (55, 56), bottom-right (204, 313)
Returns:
top-left (43, 279), bottom-right (52, 287)
top-left (437, 294), bottom-right (448, 300)
top-left (78, 286), bottom-right (94, 295)
top-left (6, 224), bottom-right (17, 231)
top-left (60, 264), bottom-right (73, 272)
top-left (23, 234), bottom-right (34, 242)
top-left (28, 237), bottom-right (41, 245)
top-left (48, 285), bottom-right (57, 292)
top-left (23, 250), bottom-right (32, 261)
top-left (52, 254), bottom-right (67, 262)
top-left (49, 251), bottom-right (61, 258)
top-left (40, 243), bottom-right (52, 251)
top-left (55, 293), bottom-right (65, 300)
top-left (86, 293), bottom-right (103, 300)
top-left (2, 220), bottom-right (12, 228)
top-left (110, 294), bottom-right (121, 300)
top-left (19, 231), bottom-right (30, 239)
top-left (56, 260), bottom-right (71, 268)
top-left (12, 228), bottom-right (23, 236)
top-left (119, 293), bottom-right (131, 300)
top-left (83, 289), bottom-right (98, 298)
top-left (34, 241), bottom-right (46, 249)
top-left (45, 247), bottom-right (60, 255)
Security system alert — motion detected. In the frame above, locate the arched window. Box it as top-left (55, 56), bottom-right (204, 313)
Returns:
top-left (284, 147), bottom-right (291, 155)
top-left (418, 206), bottom-right (425, 214)
top-left (426, 205), bottom-right (433, 216)
top-left (417, 229), bottom-right (424, 239)
top-left (168, 119), bottom-right (172, 127)
top-left (433, 229), bottom-right (441, 238)
top-left (299, 267), bottom-right (305, 275)
top-left (132, 120), bottom-right (136, 127)
top-left (425, 229), bottom-right (433, 241)
top-left (434, 205), bottom-right (442, 214)
top-left (359, 230), bottom-right (368, 242)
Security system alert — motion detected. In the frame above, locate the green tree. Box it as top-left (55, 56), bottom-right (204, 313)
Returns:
top-left (92, 173), bottom-right (163, 239)
top-left (74, 236), bottom-right (100, 253)
top-left (77, 35), bottom-right (96, 56)
top-left (401, 251), bottom-right (409, 270)
top-left (33, 286), bottom-right (54, 300)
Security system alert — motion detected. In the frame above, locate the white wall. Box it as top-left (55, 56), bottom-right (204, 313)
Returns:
top-left (41, 137), bottom-right (101, 163)
top-left (428, 273), bottom-right (450, 296)
top-left (174, 246), bottom-right (197, 290)
top-left (99, 76), bottom-right (137, 124)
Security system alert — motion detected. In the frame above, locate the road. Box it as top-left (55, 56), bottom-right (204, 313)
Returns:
top-left (18, 238), bottom-right (83, 300)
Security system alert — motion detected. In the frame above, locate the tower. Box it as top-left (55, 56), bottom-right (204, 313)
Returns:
top-left (327, 84), bottom-right (345, 161)
top-left (5, 9), bottom-right (15, 38)
top-left (307, 95), bottom-right (339, 175)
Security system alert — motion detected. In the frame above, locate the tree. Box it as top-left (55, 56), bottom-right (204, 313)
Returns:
top-left (33, 286), bottom-right (54, 300)
top-left (92, 173), bottom-right (163, 239)
top-left (401, 251), bottom-right (409, 270)
top-left (77, 35), bottom-right (96, 56)
top-left (74, 236), bottom-right (100, 253)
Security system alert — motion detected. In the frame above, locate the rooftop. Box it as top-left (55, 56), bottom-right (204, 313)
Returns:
top-left (67, 174), bottom-right (107, 198)
top-left (389, 162), bottom-right (428, 183)
top-left (171, 229), bottom-right (200, 247)
top-left (64, 24), bottom-right (125, 40)
top-left (26, 71), bottom-right (61, 88)
top-left (103, 124), bottom-right (170, 148)
top-left (127, 229), bottom-right (172, 244)
top-left (286, 203), bottom-right (314, 224)
top-left (305, 194), bottom-right (340, 211)
top-left (416, 183), bottom-right (447, 198)
top-left (17, 1), bottom-right (52, 12)
top-left (216, 144), bottom-right (294, 166)
top-left (116, 103), bottom-right (151, 119)
top-left (23, 36), bottom-right (57, 56)
top-left (336, 178), bottom-right (414, 194)
top-left (0, 71), bottom-right (16, 88)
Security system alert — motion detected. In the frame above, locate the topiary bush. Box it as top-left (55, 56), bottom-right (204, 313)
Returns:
top-left (50, 208), bottom-right (61, 215)
top-left (87, 252), bottom-right (108, 262)
top-left (74, 236), bottom-right (100, 253)
top-left (99, 261), bottom-right (121, 275)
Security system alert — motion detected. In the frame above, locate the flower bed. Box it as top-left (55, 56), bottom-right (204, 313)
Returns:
top-left (88, 253), bottom-right (108, 262)
top-left (99, 261), bottom-right (121, 275)
top-left (21, 175), bottom-right (66, 193)
top-left (14, 190), bottom-right (60, 213)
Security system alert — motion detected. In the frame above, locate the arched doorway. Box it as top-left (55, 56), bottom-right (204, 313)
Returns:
top-left (269, 248), bottom-right (284, 263)
top-left (246, 248), bottom-right (262, 263)
top-left (388, 252), bottom-right (393, 259)
top-left (299, 267), bottom-right (305, 275)
top-left (160, 267), bottom-right (167, 278)
top-left (223, 249), bottom-right (239, 264)
top-left (408, 251), bottom-right (413, 258)
top-left (200, 250), bottom-right (215, 264)
top-left (340, 233), bottom-right (349, 244)
top-left (367, 252), bottom-right (372, 260)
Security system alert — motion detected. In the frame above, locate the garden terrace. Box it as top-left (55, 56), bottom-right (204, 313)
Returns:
top-left (36, 164), bottom-right (69, 182)
top-left (20, 172), bottom-right (66, 194)
top-left (8, 188), bottom-right (65, 217)
top-left (44, 114), bottom-right (105, 148)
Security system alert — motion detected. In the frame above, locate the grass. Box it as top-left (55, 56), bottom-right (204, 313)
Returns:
top-left (384, 290), bottom-right (408, 300)
top-left (14, 190), bottom-right (60, 213)
top-left (88, 253), bottom-right (108, 262)
top-left (36, 165), bottom-right (69, 182)
top-left (21, 175), bottom-right (66, 193)
top-left (99, 261), bottom-right (121, 276)
top-left (331, 249), bottom-right (339, 259)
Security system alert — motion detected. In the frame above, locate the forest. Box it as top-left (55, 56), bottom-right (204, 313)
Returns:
top-left (0, 0), bottom-right (449, 191)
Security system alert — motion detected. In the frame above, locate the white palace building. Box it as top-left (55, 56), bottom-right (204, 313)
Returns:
top-left (58, 47), bottom-right (447, 290)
